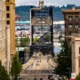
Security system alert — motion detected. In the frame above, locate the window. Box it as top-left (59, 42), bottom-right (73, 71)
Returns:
top-left (79, 59), bottom-right (80, 70)
top-left (6, 13), bottom-right (10, 18)
top-left (6, 6), bottom-right (10, 11)
top-left (34, 78), bottom-right (36, 80)
top-left (6, 20), bottom-right (10, 25)
top-left (75, 16), bottom-right (79, 21)
top-left (68, 39), bottom-right (71, 45)
top-left (68, 16), bottom-right (73, 21)
top-left (40, 78), bottom-right (43, 80)
top-left (79, 47), bottom-right (80, 54)
top-left (36, 63), bottom-right (40, 66)
top-left (6, 0), bottom-right (9, 2)
top-left (69, 32), bottom-right (72, 36)
top-left (69, 24), bottom-right (72, 28)
top-left (75, 31), bottom-right (78, 33)
top-left (75, 24), bottom-right (78, 28)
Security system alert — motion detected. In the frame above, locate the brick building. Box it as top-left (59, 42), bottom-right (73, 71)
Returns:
top-left (62, 7), bottom-right (80, 43)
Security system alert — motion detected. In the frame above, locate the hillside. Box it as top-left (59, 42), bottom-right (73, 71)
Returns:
top-left (16, 6), bottom-right (30, 21)
top-left (16, 5), bottom-right (80, 21)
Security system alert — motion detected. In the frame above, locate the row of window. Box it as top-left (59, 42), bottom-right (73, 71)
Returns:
top-left (65, 12), bottom-right (80, 15)
top-left (6, 5), bottom-right (10, 25)
top-left (68, 31), bottom-right (78, 36)
top-left (68, 24), bottom-right (79, 28)
top-left (68, 16), bottom-right (79, 21)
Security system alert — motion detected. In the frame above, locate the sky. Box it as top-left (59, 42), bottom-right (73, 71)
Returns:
top-left (15, 0), bottom-right (80, 7)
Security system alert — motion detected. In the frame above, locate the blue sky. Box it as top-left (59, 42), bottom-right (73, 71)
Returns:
top-left (16, 0), bottom-right (80, 6)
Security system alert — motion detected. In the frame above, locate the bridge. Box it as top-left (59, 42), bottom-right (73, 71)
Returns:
top-left (20, 0), bottom-right (57, 80)
top-left (21, 52), bottom-right (56, 80)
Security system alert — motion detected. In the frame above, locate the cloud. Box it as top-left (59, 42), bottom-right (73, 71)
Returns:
top-left (15, 0), bottom-right (80, 6)
top-left (15, 0), bottom-right (58, 6)
top-left (15, 0), bottom-right (38, 6)
top-left (45, 2), bottom-right (59, 6)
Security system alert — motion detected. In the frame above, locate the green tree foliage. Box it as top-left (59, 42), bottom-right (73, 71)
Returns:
top-left (16, 38), bottom-right (20, 47)
top-left (24, 48), bottom-right (29, 53)
top-left (20, 37), bottom-right (30, 47)
top-left (33, 36), bottom-right (39, 43)
top-left (24, 48), bottom-right (29, 58)
top-left (44, 33), bottom-right (51, 42)
top-left (11, 54), bottom-right (22, 80)
top-left (0, 61), bottom-right (10, 80)
top-left (55, 40), bottom-right (72, 78)
top-left (76, 74), bottom-right (80, 80)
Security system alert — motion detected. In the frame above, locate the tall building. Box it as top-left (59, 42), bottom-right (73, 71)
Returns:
top-left (71, 33), bottom-right (80, 75)
top-left (0, 0), bottom-right (7, 68)
top-left (0, 0), bottom-right (15, 73)
top-left (62, 7), bottom-right (80, 42)
top-left (5, 0), bottom-right (16, 60)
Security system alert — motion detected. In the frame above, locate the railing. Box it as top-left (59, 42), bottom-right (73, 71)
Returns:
top-left (24, 70), bottom-right (52, 74)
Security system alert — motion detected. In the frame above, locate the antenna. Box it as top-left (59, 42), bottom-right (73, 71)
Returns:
top-left (39, 0), bottom-right (44, 8)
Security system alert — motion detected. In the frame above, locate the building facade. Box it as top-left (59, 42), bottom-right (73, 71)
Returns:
top-left (5, 0), bottom-right (16, 60)
top-left (0, 0), bottom-right (15, 73)
top-left (30, 1), bottom-right (53, 56)
top-left (71, 34), bottom-right (80, 75)
top-left (0, 0), bottom-right (7, 68)
top-left (62, 7), bottom-right (80, 42)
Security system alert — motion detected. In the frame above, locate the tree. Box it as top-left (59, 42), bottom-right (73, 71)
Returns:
top-left (0, 61), bottom-right (10, 80)
top-left (16, 38), bottom-right (20, 47)
top-left (76, 74), bottom-right (80, 80)
top-left (24, 48), bottom-right (30, 59)
top-left (20, 37), bottom-right (30, 47)
top-left (55, 39), bottom-right (72, 78)
top-left (33, 36), bottom-right (39, 43)
top-left (26, 36), bottom-right (30, 45)
top-left (11, 54), bottom-right (22, 80)
top-left (44, 33), bottom-right (51, 42)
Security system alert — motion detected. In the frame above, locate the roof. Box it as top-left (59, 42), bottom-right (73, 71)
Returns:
top-left (62, 7), bottom-right (80, 13)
